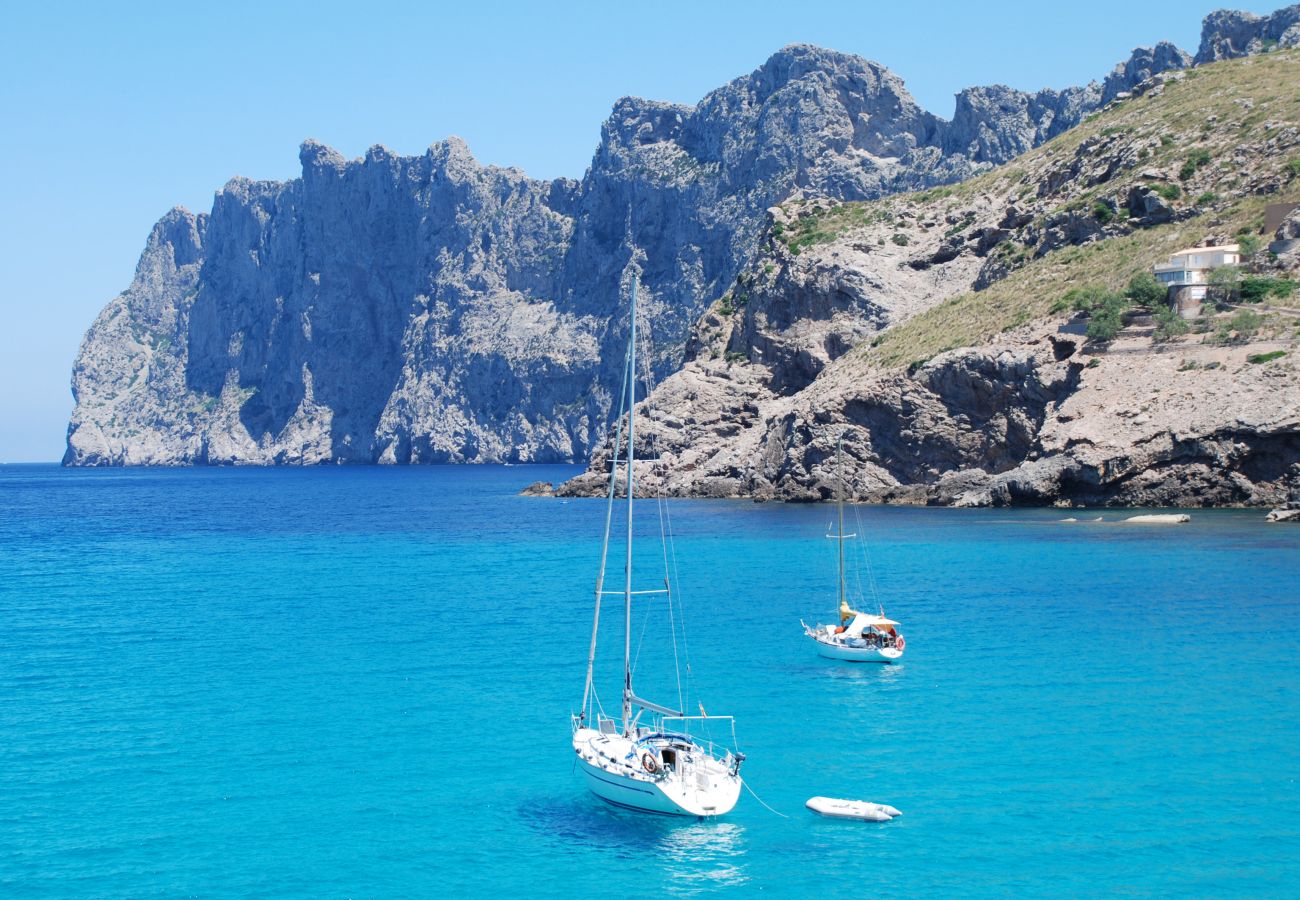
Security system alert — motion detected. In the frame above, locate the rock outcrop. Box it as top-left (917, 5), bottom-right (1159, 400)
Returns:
top-left (1195, 4), bottom-right (1300, 63)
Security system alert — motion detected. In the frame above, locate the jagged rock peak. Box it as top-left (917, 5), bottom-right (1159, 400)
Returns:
top-left (299, 138), bottom-right (347, 169)
top-left (1101, 41), bottom-right (1193, 103)
top-left (602, 97), bottom-right (692, 147)
top-left (137, 206), bottom-right (205, 280)
top-left (1196, 4), bottom-right (1300, 62)
top-left (750, 43), bottom-right (905, 93)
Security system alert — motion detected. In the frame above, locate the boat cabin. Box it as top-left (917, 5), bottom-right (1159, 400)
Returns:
top-left (836, 604), bottom-right (901, 645)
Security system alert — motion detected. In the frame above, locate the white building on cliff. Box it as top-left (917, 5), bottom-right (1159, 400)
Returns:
top-left (1153, 241), bottom-right (1240, 314)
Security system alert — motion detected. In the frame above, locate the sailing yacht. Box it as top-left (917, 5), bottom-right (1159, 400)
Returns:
top-left (802, 434), bottom-right (906, 663)
top-left (570, 273), bottom-right (744, 817)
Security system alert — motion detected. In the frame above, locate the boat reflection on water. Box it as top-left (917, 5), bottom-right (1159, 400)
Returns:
top-left (823, 658), bottom-right (906, 683)
top-left (657, 821), bottom-right (748, 893)
top-left (520, 798), bottom-right (748, 890)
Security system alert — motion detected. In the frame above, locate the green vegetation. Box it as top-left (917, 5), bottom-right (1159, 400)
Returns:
top-left (1092, 201), bottom-right (1115, 224)
top-left (1247, 349), bottom-right (1287, 364)
top-left (1065, 284), bottom-right (1123, 313)
top-left (1179, 148), bottom-right (1212, 181)
top-left (1240, 275), bottom-right (1297, 303)
top-left (1064, 285), bottom-right (1127, 342)
top-left (891, 233), bottom-right (910, 246)
top-left (1237, 233), bottom-right (1262, 257)
top-left (1152, 306), bottom-right (1190, 342)
top-left (1196, 192), bottom-right (1218, 205)
top-left (1209, 309), bottom-right (1264, 344)
top-left (1207, 265), bottom-right (1242, 304)
top-left (863, 191), bottom-right (1300, 369)
top-left (944, 213), bottom-right (976, 238)
top-left (775, 202), bottom-right (894, 254)
top-left (1085, 306), bottom-right (1124, 343)
top-left (1125, 272), bottom-right (1167, 310)
top-left (801, 50), bottom-right (1300, 371)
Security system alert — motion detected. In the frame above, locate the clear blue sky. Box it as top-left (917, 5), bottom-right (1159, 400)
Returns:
top-left (0, 0), bottom-right (1261, 461)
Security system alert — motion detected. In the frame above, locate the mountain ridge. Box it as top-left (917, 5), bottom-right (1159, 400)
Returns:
top-left (65, 5), bottom-right (1300, 466)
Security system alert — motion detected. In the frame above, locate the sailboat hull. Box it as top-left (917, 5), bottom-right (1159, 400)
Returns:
top-left (811, 635), bottom-right (903, 663)
top-left (572, 727), bottom-right (741, 817)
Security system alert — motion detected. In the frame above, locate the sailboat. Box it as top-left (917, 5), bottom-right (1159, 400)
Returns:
top-left (570, 273), bottom-right (745, 817)
top-left (802, 433), bottom-right (906, 663)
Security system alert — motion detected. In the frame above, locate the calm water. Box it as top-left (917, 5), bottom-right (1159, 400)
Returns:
top-left (1, 464), bottom-right (1298, 897)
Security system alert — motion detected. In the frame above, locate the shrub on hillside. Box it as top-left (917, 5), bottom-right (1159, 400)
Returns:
top-left (1209, 309), bottom-right (1264, 344)
top-left (1125, 272), bottom-right (1167, 310)
top-left (1207, 265), bottom-right (1242, 304)
top-left (1179, 149), bottom-right (1212, 181)
top-left (1065, 285), bottom-right (1127, 343)
top-left (1152, 306), bottom-right (1189, 342)
top-left (1240, 275), bottom-right (1297, 303)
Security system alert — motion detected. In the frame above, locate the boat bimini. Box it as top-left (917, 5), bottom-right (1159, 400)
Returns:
top-left (804, 603), bottom-right (905, 662)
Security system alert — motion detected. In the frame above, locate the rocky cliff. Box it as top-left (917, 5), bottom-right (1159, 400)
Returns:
top-left (70, 6), bottom-right (1290, 466)
top-left (558, 48), bottom-right (1300, 508)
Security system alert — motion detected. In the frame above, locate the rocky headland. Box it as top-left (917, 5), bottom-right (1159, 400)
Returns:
top-left (66, 6), bottom-right (1300, 469)
top-left (65, 5), bottom-right (1300, 507)
top-left (558, 45), bottom-right (1300, 508)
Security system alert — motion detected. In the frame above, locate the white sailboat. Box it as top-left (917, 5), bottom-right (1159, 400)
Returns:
top-left (570, 273), bottom-right (745, 817)
top-left (802, 433), bottom-right (905, 663)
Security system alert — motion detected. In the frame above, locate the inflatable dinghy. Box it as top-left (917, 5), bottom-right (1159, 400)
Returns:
top-left (805, 796), bottom-right (901, 822)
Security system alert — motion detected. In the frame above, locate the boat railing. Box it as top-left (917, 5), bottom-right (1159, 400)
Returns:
top-left (658, 715), bottom-right (739, 761)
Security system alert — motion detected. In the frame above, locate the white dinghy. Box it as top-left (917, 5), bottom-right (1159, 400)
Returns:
top-left (806, 796), bottom-right (902, 822)
top-left (802, 433), bottom-right (906, 663)
top-left (570, 272), bottom-right (745, 818)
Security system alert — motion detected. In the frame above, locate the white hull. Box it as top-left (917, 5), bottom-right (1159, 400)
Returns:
top-left (572, 727), bottom-right (741, 817)
top-left (809, 634), bottom-right (902, 663)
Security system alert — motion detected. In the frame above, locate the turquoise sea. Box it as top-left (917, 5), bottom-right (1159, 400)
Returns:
top-left (2, 464), bottom-right (1298, 897)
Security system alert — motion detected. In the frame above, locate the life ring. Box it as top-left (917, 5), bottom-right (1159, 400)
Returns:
top-left (642, 753), bottom-right (660, 774)
top-left (895, 635), bottom-right (906, 651)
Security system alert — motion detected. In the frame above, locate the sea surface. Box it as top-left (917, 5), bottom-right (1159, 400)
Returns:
top-left (2, 464), bottom-right (1298, 897)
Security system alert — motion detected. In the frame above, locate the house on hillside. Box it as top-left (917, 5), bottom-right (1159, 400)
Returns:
top-left (1153, 241), bottom-right (1240, 316)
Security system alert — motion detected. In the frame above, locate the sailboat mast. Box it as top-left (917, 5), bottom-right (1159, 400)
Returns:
top-left (622, 273), bottom-right (638, 735)
top-left (580, 337), bottom-right (631, 723)
top-left (837, 432), bottom-right (846, 616)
